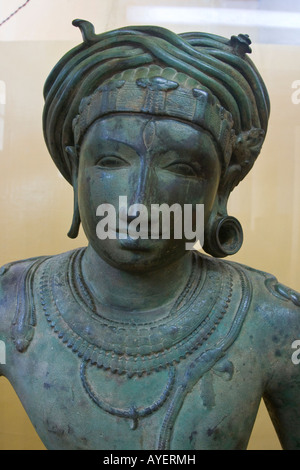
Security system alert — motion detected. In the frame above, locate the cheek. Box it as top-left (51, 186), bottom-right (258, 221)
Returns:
top-left (159, 175), bottom-right (218, 209)
top-left (78, 167), bottom-right (134, 239)
top-left (78, 170), bottom-right (96, 217)
top-left (167, 175), bottom-right (220, 229)
top-left (78, 168), bottom-right (130, 208)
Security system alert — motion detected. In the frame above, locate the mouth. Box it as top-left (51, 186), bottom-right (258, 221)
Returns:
top-left (118, 237), bottom-right (153, 252)
top-left (110, 226), bottom-right (163, 252)
top-left (115, 223), bottom-right (163, 239)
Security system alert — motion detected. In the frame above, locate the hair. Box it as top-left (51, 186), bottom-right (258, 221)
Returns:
top-left (43, 20), bottom-right (270, 187)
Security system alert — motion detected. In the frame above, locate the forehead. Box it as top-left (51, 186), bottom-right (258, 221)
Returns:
top-left (80, 114), bottom-right (219, 156)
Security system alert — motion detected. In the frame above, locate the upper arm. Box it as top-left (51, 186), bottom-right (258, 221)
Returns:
top-left (0, 263), bottom-right (13, 377)
top-left (0, 259), bottom-right (32, 377)
top-left (0, 256), bottom-right (46, 378)
top-left (262, 296), bottom-right (300, 449)
top-left (264, 371), bottom-right (300, 449)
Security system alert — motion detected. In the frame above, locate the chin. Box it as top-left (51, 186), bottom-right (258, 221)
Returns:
top-left (91, 238), bottom-right (187, 273)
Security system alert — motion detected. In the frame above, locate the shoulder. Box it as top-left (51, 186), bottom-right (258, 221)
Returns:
top-left (0, 258), bottom-right (39, 328)
top-left (0, 249), bottom-right (79, 337)
top-left (225, 257), bottom-right (300, 318)
top-left (0, 250), bottom-right (81, 377)
top-left (215, 256), bottom-right (300, 332)
top-left (203, 254), bottom-right (300, 379)
top-left (0, 256), bottom-right (47, 340)
top-left (0, 250), bottom-right (83, 378)
top-left (198, 251), bottom-right (300, 351)
top-left (0, 256), bottom-right (45, 375)
top-left (200, 253), bottom-right (300, 310)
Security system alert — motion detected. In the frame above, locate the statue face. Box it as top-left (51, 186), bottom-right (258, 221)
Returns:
top-left (77, 114), bottom-right (221, 271)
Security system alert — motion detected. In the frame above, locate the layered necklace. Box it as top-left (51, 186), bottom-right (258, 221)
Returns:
top-left (39, 248), bottom-right (233, 377)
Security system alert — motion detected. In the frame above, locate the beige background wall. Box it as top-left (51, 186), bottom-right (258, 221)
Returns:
top-left (0, 0), bottom-right (299, 450)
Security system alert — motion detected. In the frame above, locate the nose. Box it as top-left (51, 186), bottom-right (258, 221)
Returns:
top-left (128, 160), bottom-right (157, 209)
top-left (117, 160), bottom-right (159, 231)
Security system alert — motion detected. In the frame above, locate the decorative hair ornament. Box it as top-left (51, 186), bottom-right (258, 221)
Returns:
top-left (43, 19), bottom-right (269, 185)
top-left (229, 34), bottom-right (252, 55)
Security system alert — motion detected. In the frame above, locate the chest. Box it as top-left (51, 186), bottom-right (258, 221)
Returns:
top-left (7, 332), bottom-right (263, 450)
top-left (5, 252), bottom-right (266, 449)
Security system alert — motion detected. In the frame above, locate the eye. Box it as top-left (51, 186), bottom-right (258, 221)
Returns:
top-left (163, 162), bottom-right (197, 177)
top-left (96, 155), bottom-right (129, 169)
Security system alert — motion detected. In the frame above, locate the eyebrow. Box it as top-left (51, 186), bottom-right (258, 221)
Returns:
top-left (83, 129), bottom-right (141, 154)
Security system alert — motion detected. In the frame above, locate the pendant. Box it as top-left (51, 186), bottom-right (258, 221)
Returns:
top-left (80, 360), bottom-right (176, 429)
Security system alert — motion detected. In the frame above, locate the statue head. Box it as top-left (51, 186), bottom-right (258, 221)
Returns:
top-left (43, 20), bottom-right (270, 265)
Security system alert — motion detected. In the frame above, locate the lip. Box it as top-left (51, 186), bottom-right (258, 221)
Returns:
top-left (118, 237), bottom-right (153, 251)
top-left (115, 226), bottom-right (163, 238)
top-left (105, 227), bottom-right (162, 251)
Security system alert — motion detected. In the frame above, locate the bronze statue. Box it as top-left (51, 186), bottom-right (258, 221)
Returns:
top-left (0, 20), bottom-right (299, 450)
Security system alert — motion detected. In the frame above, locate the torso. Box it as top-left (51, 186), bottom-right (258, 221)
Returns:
top-left (0, 249), bottom-right (299, 450)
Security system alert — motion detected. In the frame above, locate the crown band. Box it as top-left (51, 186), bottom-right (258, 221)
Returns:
top-left (72, 77), bottom-right (235, 164)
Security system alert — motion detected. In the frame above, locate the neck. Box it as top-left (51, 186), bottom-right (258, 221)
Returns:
top-left (81, 245), bottom-right (194, 312)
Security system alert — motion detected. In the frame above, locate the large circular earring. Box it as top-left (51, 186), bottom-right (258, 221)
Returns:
top-left (204, 215), bottom-right (243, 258)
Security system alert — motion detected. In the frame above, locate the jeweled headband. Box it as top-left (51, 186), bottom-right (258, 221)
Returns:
top-left (43, 20), bottom-right (270, 186)
top-left (72, 70), bottom-right (235, 164)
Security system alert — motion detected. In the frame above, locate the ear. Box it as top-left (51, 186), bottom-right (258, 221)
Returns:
top-left (203, 128), bottom-right (265, 258)
top-left (233, 128), bottom-right (265, 183)
top-left (65, 146), bottom-right (81, 239)
top-left (219, 128), bottom-right (265, 197)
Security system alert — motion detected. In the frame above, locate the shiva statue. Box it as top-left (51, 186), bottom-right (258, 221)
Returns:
top-left (0, 20), bottom-right (300, 450)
